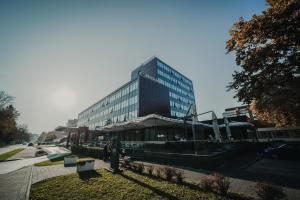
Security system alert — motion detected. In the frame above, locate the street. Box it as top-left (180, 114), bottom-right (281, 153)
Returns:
top-left (0, 145), bottom-right (71, 200)
top-left (0, 144), bottom-right (26, 155)
top-left (0, 145), bottom-right (70, 174)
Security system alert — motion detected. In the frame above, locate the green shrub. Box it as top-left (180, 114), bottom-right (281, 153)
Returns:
top-left (163, 166), bottom-right (176, 181)
top-left (71, 146), bottom-right (103, 159)
top-left (156, 167), bottom-right (163, 178)
top-left (255, 182), bottom-right (285, 200)
top-left (174, 169), bottom-right (184, 184)
top-left (136, 163), bottom-right (144, 174)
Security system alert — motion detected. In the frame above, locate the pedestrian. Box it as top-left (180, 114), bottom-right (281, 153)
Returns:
top-left (103, 142), bottom-right (108, 162)
top-left (107, 142), bottom-right (112, 161)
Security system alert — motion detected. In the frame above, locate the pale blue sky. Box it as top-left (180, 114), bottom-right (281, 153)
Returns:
top-left (0, 0), bottom-right (267, 134)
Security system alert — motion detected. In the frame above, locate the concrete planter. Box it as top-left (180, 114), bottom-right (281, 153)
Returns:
top-left (77, 159), bottom-right (95, 172)
top-left (64, 155), bottom-right (78, 166)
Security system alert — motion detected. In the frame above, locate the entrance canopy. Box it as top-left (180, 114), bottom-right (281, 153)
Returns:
top-left (98, 114), bottom-right (213, 133)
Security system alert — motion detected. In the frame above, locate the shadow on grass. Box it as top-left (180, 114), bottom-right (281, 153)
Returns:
top-left (124, 169), bottom-right (253, 200)
top-left (119, 172), bottom-right (179, 200)
top-left (78, 170), bottom-right (102, 181)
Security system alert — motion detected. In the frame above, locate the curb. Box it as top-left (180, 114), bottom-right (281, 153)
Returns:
top-left (25, 165), bottom-right (33, 200)
top-left (0, 158), bottom-right (22, 162)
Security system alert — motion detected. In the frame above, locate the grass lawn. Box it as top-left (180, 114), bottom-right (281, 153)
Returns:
top-left (30, 169), bottom-right (248, 200)
top-left (34, 155), bottom-right (90, 167)
top-left (0, 148), bottom-right (25, 161)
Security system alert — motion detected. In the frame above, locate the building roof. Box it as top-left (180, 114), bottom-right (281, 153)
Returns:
top-left (97, 114), bottom-right (254, 132)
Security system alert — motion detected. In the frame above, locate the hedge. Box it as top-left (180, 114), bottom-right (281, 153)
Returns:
top-left (71, 146), bottom-right (104, 159)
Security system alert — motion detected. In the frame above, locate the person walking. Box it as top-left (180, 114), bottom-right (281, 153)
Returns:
top-left (103, 142), bottom-right (108, 162)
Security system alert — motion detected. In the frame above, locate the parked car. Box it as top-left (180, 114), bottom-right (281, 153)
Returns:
top-left (264, 143), bottom-right (300, 160)
top-left (35, 149), bottom-right (48, 157)
top-left (28, 142), bottom-right (34, 146)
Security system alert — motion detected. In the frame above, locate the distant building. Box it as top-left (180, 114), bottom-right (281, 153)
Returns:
top-left (78, 57), bottom-right (196, 129)
top-left (222, 105), bottom-right (255, 120)
top-left (67, 119), bottom-right (78, 128)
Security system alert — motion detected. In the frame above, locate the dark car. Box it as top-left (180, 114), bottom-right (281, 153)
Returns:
top-left (264, 143), bottom-right (300, 160)
top-left (28, 142), bottom-right (34, 146)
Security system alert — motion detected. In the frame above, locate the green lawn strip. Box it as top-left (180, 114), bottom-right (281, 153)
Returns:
top-left (30, 169), bottom-right (248, 200)
top-left (0, 148), bottom-right (25, 161)
top-left (34, 155), bottom-right (91, 167)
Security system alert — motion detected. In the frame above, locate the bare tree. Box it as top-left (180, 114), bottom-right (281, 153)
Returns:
top-left (0, 91), bottom-right (14, 110)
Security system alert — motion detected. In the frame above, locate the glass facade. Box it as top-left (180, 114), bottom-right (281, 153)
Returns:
top-left (78, 57), bottom-right (197, 129)
top-left (156, 60), bottom-right (196, 118)
top-left (78, 80), bottom-right (138, 129)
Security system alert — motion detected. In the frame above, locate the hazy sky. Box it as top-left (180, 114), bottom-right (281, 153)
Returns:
top-left (0, 0), bottom-right (267, 134)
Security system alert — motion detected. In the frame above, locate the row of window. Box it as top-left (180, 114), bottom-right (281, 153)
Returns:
top-left (157, 60), bottom-right (192, 86)
top-left (85, 110), bottom-right (138, 129)
top-left (157, 69), bottom-right (192, 91)
top-left (169, 91), bottom-right (194, 105)
top-left (170, 101), bottom-right (189, 112)
top-left (79, 95), bottom-right (138, 123)
top-left (158, 77), bottom-right (194, 100)
top-left (171, 110), bottom-right (186, 118)
top-left (79, 81), bottom-right (138, 119)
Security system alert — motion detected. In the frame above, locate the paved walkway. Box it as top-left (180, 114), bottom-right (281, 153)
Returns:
top-left (0, 166), bottom-right (32, 200)
top-left (9, 147), bottom-right (36, 160)
top-left (32, 159), bottom-right (109, 184)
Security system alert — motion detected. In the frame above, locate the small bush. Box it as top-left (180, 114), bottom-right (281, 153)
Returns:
top-left (200, 175), bottom-right (215, 191)
top-left (132, 163), bottom-right (138, 172)
top-left (136, 163), bottom-right (144, 174)
top-left (120, 160), bottom-right (127, 168)
top-left (147, 165), bottom-right (154, 176)
top-left (163, 166), bottom-right (176, 181)
top-left (174, 169), bottom-right (184, 184)
top-left (213, 173), bottom-right (230, 195)
top-left (156, 167), bottom-right (163, 178)
top-left (127, 162), bottom-right (135, 171)
top-left (255, 182), bottom-right (285, 200)
top-left (124, 158), bottom-right (131, 166)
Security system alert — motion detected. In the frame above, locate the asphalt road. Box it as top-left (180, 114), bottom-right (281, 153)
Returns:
top-left (0, 146), bottom-right (70, 174)
top-left (0, 144), bottom-right (26, 154)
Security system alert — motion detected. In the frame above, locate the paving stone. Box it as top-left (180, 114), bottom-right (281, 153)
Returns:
top-left (0, 166), bottom-right (32, 200)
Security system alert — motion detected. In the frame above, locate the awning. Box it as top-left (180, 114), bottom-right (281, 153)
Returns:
top-left (99, 114), bottom-right (213, 132)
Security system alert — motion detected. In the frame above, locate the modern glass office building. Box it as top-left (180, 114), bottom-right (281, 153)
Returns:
top-left (78, 57), bottom-right (196, 129)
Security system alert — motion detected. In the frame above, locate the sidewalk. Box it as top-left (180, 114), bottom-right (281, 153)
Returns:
top-left (8, 147), bottom-right (36, 160)
top-left (0, 165), bottom-right (32, 200)
top-left (32, 159), bottom-right (109, 184)
top-left (0, 144), bottom-right (26, 155)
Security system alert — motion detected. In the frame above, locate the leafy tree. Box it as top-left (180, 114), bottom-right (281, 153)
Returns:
top-left (45, 132), bottom-right (57, 142)
top-left (37, 132), bottom-right (48, 143)
top-left (0, 91), bottom-right (31, 144)
top-left (17, 124), bottom-right (32, 142)
top-left (226, 0), bottom-right (300, 126)
top-left (0, 105), bottom-right (19, 144)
